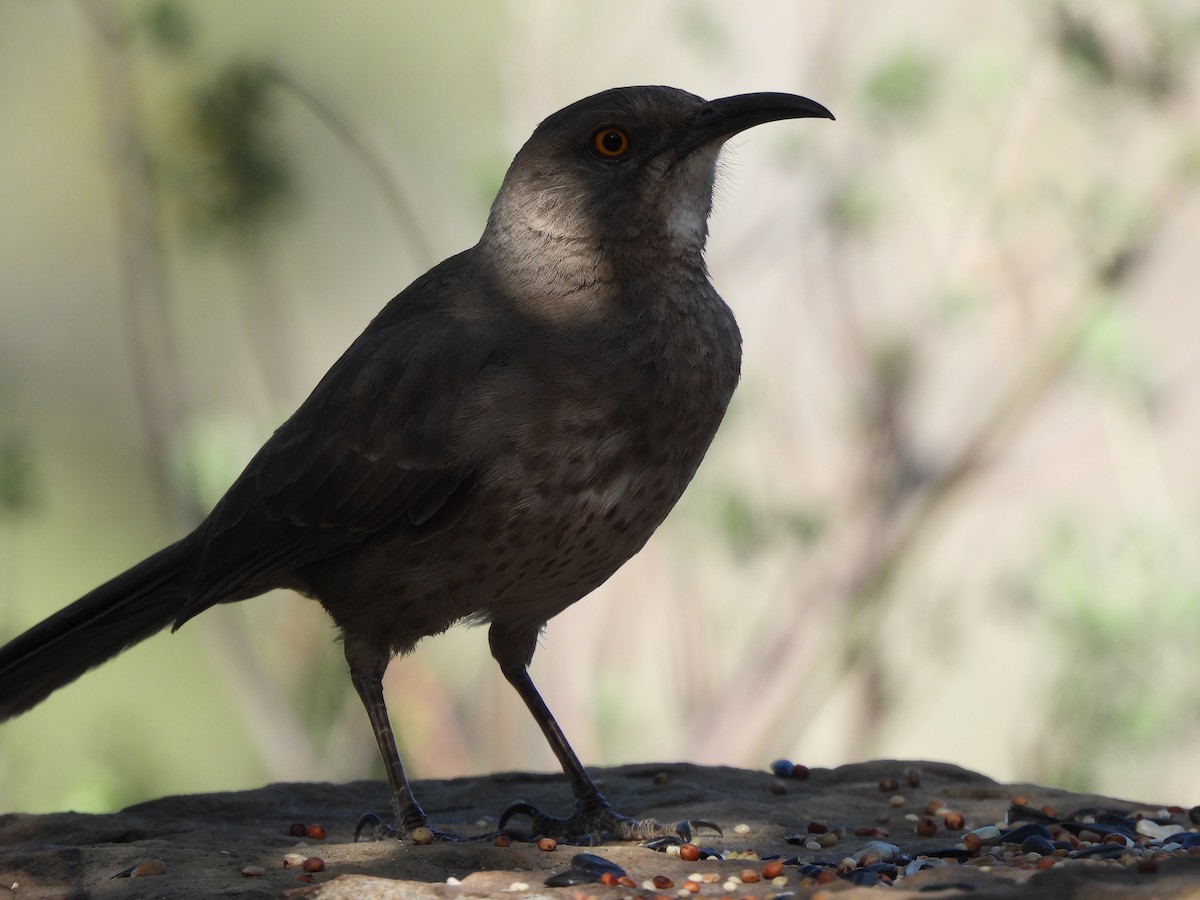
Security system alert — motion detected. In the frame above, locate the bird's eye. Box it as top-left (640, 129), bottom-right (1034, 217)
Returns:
top-left (592, 128), bottom-right (630, 158)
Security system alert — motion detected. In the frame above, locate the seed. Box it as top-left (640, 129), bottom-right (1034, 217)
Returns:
top-left (817, 868), bottom-right (838, 883)
top-left (289, 823), bottom-right (307, 837)
top-left (890, 795), bottom-right (906, 807)
top-left (734, 823), bottom-right (751, 834)
top-left (769, 780), bottom-right (788, 795)
top-left (1041, 805), bottom-right (1056, 818)
top-left (305, 824), bottom-right (327, 841)
top-left (818, 832), bottom-right (839, 848)
top-left (770, 758), bottom-right (794, 777)
top-left (762, 860), bottom-right (784, 878)
top-left (302, 857), bottom-right (325, 873)
top-left (282, 853), bottom-right (306, 868)
top-left (905, 768), bottom-right (921, 787)
top-left (944, 811), bottom-right (965, 830)
top-left (296, 873), bottom-right (312, 883)
top-left (924, 798), bottom-right (947, 815)
top-left (879, 778), bottom-right (898, 792)
top-left (917, 817), bottom-right (937, 837)
top-left (653, 771), bottom-right (670, 785)
top-left (807, 820), bottom-right (829, 834)
top-left (242, 866), bottom-right (266, 877)
top-left (599, 872), bottom-right (618, 886)
top-left (681, 880), bottom-right (700, 893)
top-left (537, 837), bottom-right (557, 851)
top-left (679, 843), bottom-right (701, 861)
top-left (1035, 857), bottom-right (1056, 869)
top-left (617, 875), bottom-right (636, 887)
top-left (792, 763), bottom-right (811, 779)
top-left (130, 860), bottom-right (165, 877)
top-left (494, 835), bottom-right (512, 847)
top-left (652, 874), bottom-right (674, 889)
top-left (410, 826), bottom-right (434, 845)
top-left (963, 833), bottom-right (982, 853)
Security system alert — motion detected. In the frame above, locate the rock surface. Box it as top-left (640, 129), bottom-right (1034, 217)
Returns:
top-left (1, 760), bottom-right (1198, 898)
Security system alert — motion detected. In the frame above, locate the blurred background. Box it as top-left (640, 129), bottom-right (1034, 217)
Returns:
top-left (2, 0), bottom-right (1200, 815)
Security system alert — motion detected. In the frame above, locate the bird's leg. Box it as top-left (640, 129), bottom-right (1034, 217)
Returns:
top-left (349, 668), bottom-right (445, 842)
top-left (497, 662), bottom-right (719, 844)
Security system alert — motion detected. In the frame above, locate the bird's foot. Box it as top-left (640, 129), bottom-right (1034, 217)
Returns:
top-left (353, 812), bottom-right (459, 843)
top-left (499, 797), bottom-right (720, 845)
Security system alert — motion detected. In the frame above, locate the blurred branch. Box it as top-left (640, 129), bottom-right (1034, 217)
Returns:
top-left (266, 65), bottom-right (438, 270)
top-left (79, 0), bottom-right (192, 524)
top-left (76, 0), bottom-right (327, 788)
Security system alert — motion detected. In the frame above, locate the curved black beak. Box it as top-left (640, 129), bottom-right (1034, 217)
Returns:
top-left (677, 91), bottom-right (834, 159)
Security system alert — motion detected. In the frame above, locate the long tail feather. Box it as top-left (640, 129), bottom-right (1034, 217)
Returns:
top-left (0, 536), bottom-right (197, 721)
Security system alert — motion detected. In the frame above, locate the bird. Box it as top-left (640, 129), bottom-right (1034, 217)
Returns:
top-left (0, 85), bottom-right (833, 843)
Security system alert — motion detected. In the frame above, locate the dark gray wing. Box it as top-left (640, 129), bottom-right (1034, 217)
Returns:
top-left (174, 261), bottom-right (497, 626)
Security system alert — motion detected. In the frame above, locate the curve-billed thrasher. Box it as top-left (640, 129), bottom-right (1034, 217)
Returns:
top-left (0, 85), bottom-right (832, 842)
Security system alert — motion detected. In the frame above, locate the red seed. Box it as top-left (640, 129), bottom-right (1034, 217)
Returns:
top-left (808, 820), bottom-right (829, 834)
top-left (536, 837), bottom-right (557, 851)
top-left (494, 835), bottom-right (512, 847)
top-left (963, 833), bottom-right (982, 853)
top-left (879, 778), bottom-right (899, 792)
top-left (762, 859), bottom-right (784, 878)
top-left (652, 874), bottom-right (674, 889)
top-left (305, 824), bottom-right (327, 841)
top-left (1041, 805), bottom-right (1057, 818)
top-left (817, 868), bottom-right (838, 883)
top-left (599, 872), bottom-right (618, 886)
top-left (289, 823), bottom-right (307, 837)
top-left (302, 857), bottom-right (325, 873)
top-left (792, 763), bottom-right (811, 779)
top-left (617, 875), bottom-right (636, 888)
top-left (1012, 795), bottom-right (1028, 806)
top-left (943, 811), bottom-right (965, 830)
top-left (679, 843), bottom-right (701, 861)
top-left (1035, 857), bottom-right (1056, 870)
top-left (917, 817), bottom-right (937, 837)
top-left (905, 768), bottom-right (921, 787)
top-left (129, 860), bottom-right (166, 878)
top-left (739, 869), bottom-right (760, 883)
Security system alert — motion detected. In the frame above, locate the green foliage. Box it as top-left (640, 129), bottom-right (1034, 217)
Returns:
top-left (1023, 518), bottom-right (1200, 791)
top-left (187, 62), bottom-right (295, 232)
top-left (1053, 6), bottom-right (1116, 88)
top-left (0, 435), bottom-right (36, 521)
top-left (140, 0), bottom-right (194, 54)
top-left (714, 489), bottom-right (824, 561)
top-left (826, 174), bottom-right (884, 235)
top-left (1051, 4), bottom-right (1200, 102)
top-left (863, 46), bottom-right (939, 122)
top-left (1074, 296), bottom-right (1155, 404)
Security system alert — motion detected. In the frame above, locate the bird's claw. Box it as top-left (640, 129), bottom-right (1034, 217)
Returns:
top-left (499, 799), bottom-right (720, 844)
top-left (354, 811), bottom-right (459, 843)
top-left (355, 812), bottom-right (398, 842)
top-left (641, 819), bottom-right (723, 849)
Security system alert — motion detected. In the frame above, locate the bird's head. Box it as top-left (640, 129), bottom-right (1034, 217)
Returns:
top-left (482, 85), bottom-right (834, 270)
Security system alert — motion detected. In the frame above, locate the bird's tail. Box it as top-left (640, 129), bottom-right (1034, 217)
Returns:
top-left (0, 536), bottom-right (198, 722)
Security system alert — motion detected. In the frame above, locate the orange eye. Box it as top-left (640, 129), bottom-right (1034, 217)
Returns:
top-left (593, 128), bottom-right (630, 158)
